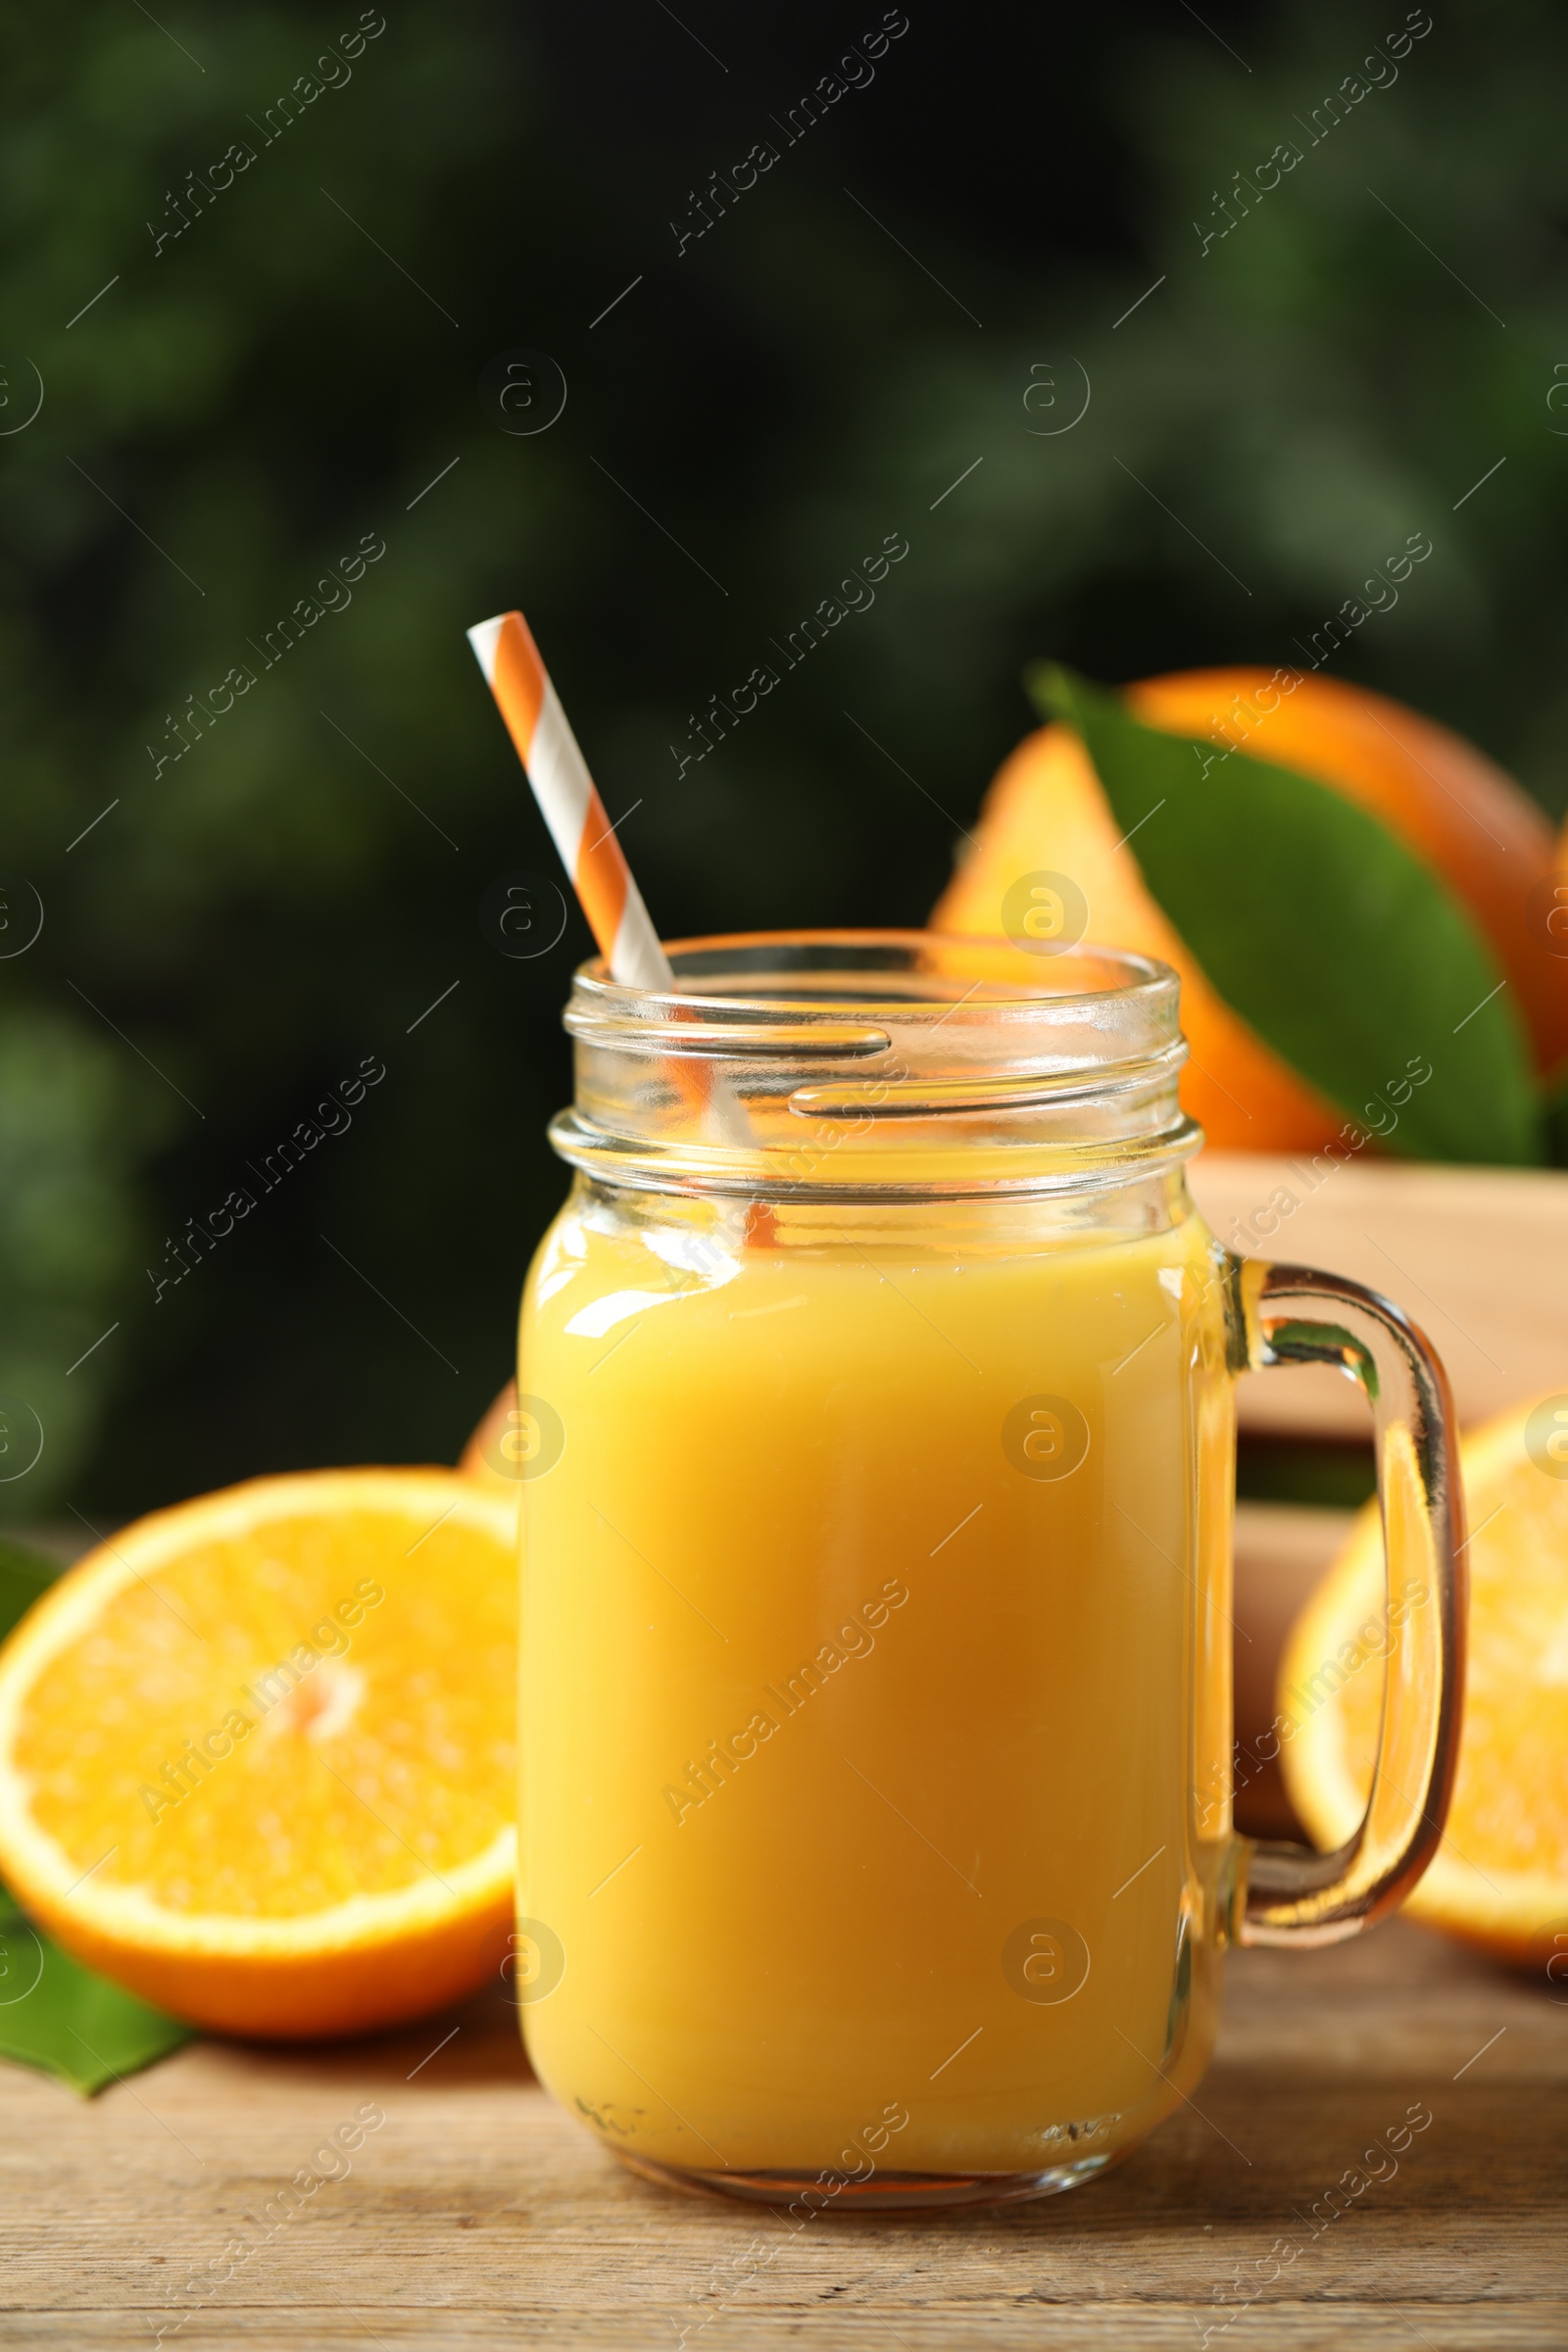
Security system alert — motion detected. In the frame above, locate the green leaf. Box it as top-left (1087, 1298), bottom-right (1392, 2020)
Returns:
top-left (1029, 665), bottom-right (1543, 1166)
top-left (1264, 1321), bottom-right (1379, 1401)
top-left (0, 1884), bottom-right (193, 2095)
top-left (0, 1536), bottom-right (64, 1644)
top-left (0, 1546), bottom-right (192, 2093)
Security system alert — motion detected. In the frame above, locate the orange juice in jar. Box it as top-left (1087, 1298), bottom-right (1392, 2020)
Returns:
top-left (514, 934), bottom-right (1463, 2210)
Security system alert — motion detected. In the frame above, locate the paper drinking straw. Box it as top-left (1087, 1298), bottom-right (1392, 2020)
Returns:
top-left (466, 610), bottom-right (671, 990)
top-left (466, 608), bottom-right (772, 1232)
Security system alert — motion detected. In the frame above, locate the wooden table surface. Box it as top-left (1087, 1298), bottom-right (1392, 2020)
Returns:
top-left (5, 1916), bottom-right (1564, 2349)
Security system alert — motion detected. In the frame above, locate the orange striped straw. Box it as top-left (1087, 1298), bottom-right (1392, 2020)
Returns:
top-left (467, 608), bottom-right (779, 1244)
top-left (466, 610), bottom-right (671, 990)
top-left (466, 607), bottom-right (776, 1245)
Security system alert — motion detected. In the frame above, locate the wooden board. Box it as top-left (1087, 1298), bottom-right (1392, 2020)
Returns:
top-left (1187, 1153), bottom-right (1568, 1439)
top-left (1232, 1504), bottom-right (1352, 1839)
top-left (2, 1918), bottom-right (1564, 2348)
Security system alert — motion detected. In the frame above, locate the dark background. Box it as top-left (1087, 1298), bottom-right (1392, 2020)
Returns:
top-left (4, 0), bottom-right (1564, 1522)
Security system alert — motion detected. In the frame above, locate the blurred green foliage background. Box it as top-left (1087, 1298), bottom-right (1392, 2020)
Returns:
top-left (3, 0), bottom-right (1565, 1521)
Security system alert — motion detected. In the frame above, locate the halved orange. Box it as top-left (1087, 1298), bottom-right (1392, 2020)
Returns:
top-left (1280, 1396), bottom-right (1568, 1966)
top-left (0, 1469), bottom-right (518, 2039)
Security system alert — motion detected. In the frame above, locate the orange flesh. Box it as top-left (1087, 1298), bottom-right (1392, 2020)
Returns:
top-left (1318, 1449), bottom-right (1568, 1884)
top-left (1282, 1401), bottom-right (1568, 1961)
top-left (14, 1506), bottom-right (515, 1918)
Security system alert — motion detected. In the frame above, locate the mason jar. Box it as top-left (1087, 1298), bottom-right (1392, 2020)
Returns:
top-left (512, 932), bottom-right (1463, 2211)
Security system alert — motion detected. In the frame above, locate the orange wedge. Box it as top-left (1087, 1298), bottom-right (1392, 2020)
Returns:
top-left (1280, 1396), bottom-right (1568, 1971)
top-left (0, 1469), bottom-right (518, 2039)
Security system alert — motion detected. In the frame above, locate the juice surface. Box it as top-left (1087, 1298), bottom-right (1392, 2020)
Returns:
top-left (517, 1184), bottom-right (1236, 2185)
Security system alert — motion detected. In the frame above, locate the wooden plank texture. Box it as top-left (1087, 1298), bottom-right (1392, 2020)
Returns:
top-left (2, 1919), bottom-right (1563, 2349)
top-left (1187, 1153), bottom-right (1568, 1438)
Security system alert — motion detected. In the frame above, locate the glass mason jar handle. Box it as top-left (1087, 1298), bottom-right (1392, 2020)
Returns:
top-left (1234, 1259), bottom-right (1468, 1946)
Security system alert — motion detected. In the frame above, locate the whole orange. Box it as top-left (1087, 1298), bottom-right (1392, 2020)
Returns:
top-left (936, 668), bottom-right (1568, 1150)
